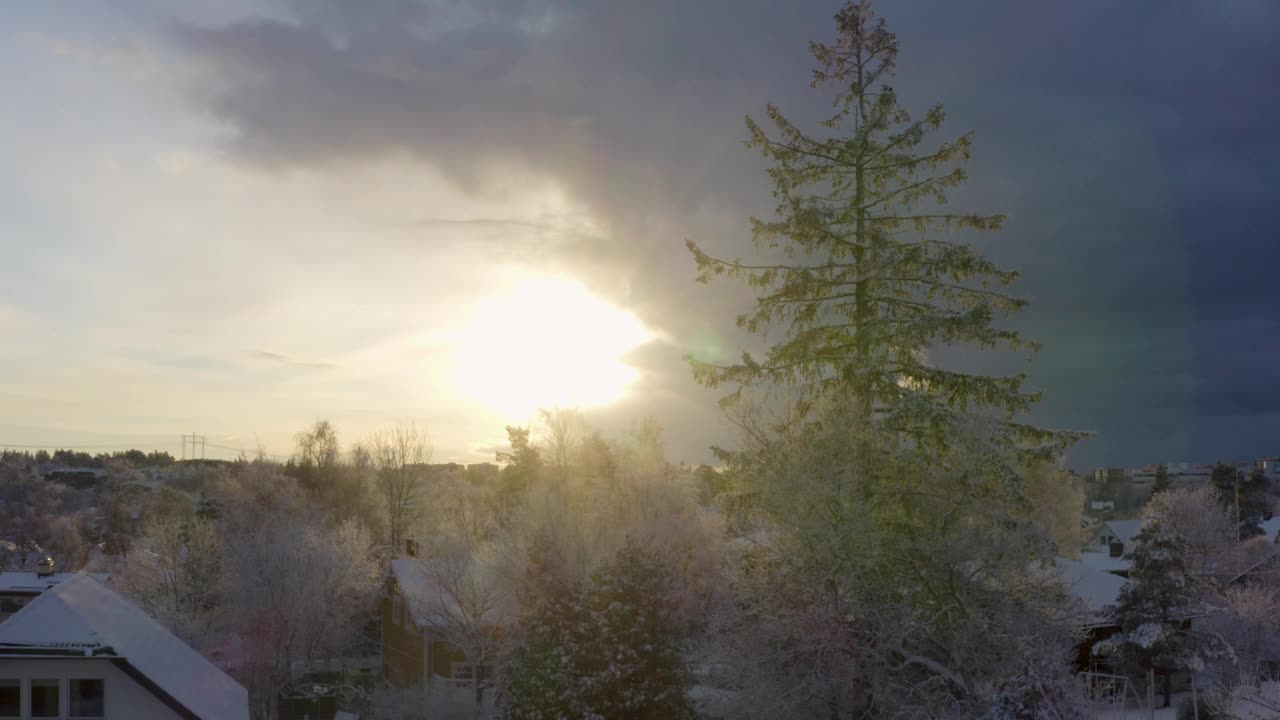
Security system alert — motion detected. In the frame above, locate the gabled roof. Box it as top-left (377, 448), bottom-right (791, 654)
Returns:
top-left (1100, 519), bottom-right (1143, 545)
top-left (0, 574), bottom-right (248, 720)
top-left (388, 558), bottom-right (511, 630)
top-left (389, 558), bottom-right (457, 629)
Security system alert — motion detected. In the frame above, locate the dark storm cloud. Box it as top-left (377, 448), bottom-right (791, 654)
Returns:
top-left (168, 0), bottom-right (1280, 468)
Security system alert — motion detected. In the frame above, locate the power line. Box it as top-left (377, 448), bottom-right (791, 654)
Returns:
top-left (204, 442), bottom-right (291, 461)
top-left (0, 439), bottom-right (292, 462)
top-left (0, 442), bottom-right (181, 450)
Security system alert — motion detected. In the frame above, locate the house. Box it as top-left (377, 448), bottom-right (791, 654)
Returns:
top-left (1089, 519), bottom-right (1142, 552)
top-left (1054, 557), bottom-right (1131, 671)
top-left (1079, 519), bottom-right (1142, 578)
top-left (381, 558), bottom-right (505, 690)
top-left (0, 573), bottom-right (248, 719)
top-left (0, 561), bottom-right (108, 624)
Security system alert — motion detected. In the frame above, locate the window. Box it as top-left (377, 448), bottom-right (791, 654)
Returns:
top-left (71, 679), bottom-right (106, 719)
top-left (31, 679), bottom-right (59, 718)
top-left (0, 680), bottom-right (18, 720)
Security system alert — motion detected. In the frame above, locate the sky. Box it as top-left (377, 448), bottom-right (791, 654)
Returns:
top-left (1, 1), bottom-right (1277, 471)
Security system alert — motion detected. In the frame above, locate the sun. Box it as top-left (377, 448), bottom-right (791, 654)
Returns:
top-left (453, 276), bottom-right (654, 419)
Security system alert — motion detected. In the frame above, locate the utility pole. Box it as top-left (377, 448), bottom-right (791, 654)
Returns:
top-left (1236, 469), bottom-right (1242, 547)
top-left (181, 433), bottom-right (207, 461)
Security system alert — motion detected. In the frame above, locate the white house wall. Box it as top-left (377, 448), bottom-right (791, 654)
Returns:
top-left (0, 657), bottom-right (182, 719)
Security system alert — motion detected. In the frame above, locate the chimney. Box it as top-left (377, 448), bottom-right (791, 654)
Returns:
top-left (36, 557), bottom-right (54, 577)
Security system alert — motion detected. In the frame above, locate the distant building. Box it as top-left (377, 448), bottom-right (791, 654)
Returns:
top-left (1256, 457), bottom-right (1280, 479)
top-left (0, 573), bottom-right (248, 719)
top-left (427, 463), bottom-right (468, 484)
top-left (466, 463), bottom-right (500, 483)
top-left (1092, 468), bottom-right (1128, 485)
top-left (1128, 463), bottom-right (1212, 489)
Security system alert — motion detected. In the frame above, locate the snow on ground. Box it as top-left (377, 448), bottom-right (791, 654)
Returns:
top-left (1092, 683), bottom-right (1280, 719)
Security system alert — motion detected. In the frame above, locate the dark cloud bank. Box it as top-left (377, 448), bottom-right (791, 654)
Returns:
top-left (166, 0), bottom-right (1280, 469)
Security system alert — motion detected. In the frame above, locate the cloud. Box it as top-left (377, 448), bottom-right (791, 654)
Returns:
top-left (69, 0), bottom-right (1280, 467)
top-left (251, 350), bottom-right (338, 371)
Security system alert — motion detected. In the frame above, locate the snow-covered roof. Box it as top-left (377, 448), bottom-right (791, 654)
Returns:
top-left (389, 558), bottom-right (510, 630)
top-left (1101, 519), bottom-right (1142, 545)
top-left (390, 558), bottom-right (456, 628)
top-left (0, 574), bottom-right (248, 720)
top-left (1258, 517), bottom-right (1280, 541)
top-left (1055, 557), bottom-right (1129, 619)
top-left (0, 571), bottom-right (93, 595)
top-left (1078, 551), bottom-right (1131, 575)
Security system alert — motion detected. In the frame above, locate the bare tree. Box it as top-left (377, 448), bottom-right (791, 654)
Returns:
top-left (295, 419), bottom-right (340, 473)
top-left (536, 407), bottom-right (585, 478)
top-left (413, 534), bottom-right (514, 713)
top-left (369, 422), bottom-right (432, 553)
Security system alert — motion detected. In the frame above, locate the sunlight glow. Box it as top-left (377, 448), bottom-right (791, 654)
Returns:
top-left (454, 277), bottom-right (654, 418)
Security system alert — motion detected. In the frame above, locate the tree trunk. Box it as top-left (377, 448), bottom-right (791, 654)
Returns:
top-left (853, 120), bottom-right (870, 416)
top-left (1162, 670), bottom-right (1172, 708)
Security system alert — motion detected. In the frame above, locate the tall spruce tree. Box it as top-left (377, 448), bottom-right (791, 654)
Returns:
top-left (496, 535), bottom-right (587, 720)
top-left (1151, 464), bottom-right (1171, 495)
top-left (1096, 517), bottom-right (1231, 708)
top-left (687, 1), bottom-right (1081, 456)
top-left (497, 538), bottom-right (695, 720)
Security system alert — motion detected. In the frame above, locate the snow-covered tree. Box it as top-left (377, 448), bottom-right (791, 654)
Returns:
top-left (1144, 487), bottom-right (1236, 578)
top-left (706, 398), bottom-right (1085, 719)
top-left (1200, 585), bottom-right (1280, 687)
top-left (576, 541), bottom-right (697, 719)
top-left (497, 538), bottom-right (696, 720)
top-left (222, 515), bottom-right (380, 719)
top-left (496, 535), bottom-right (588, 720)
top-left (116, 515), bottom-right (224, 653)
top-left (1096, 517), bottom-right (1233, 708)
